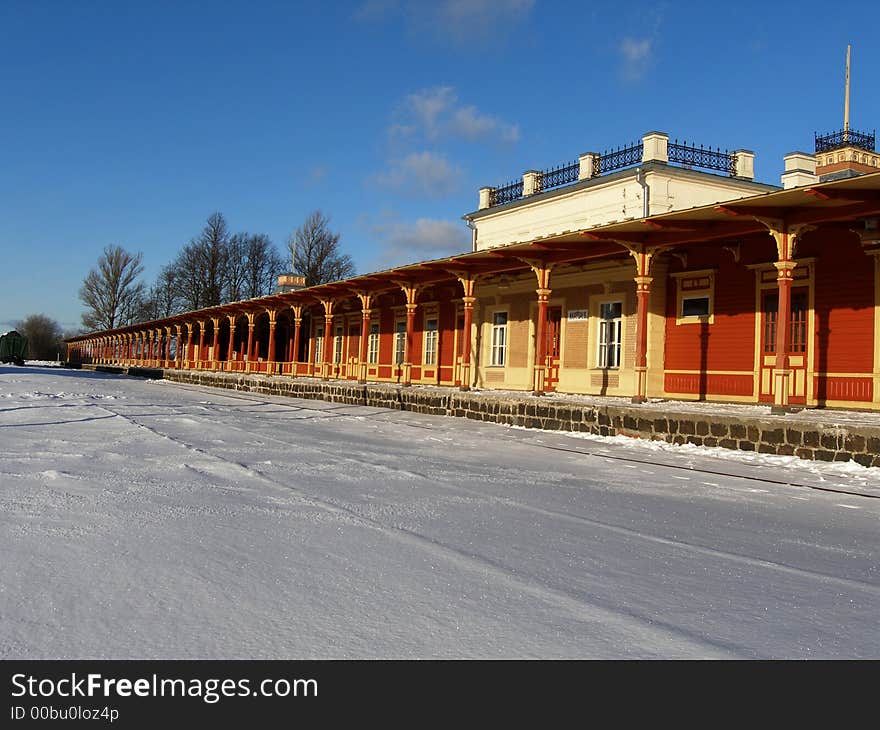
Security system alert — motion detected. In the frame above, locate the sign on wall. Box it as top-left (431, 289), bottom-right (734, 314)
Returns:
top-left (566, 309), bottom-right (588, 321)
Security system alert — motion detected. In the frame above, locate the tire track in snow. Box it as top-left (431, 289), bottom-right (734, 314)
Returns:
top-left (155, 380), bottom-right (880, 500)
top-left (121, 400), bottom-right (880, 600)
top-left (92, 401), bottom-right (745, 658)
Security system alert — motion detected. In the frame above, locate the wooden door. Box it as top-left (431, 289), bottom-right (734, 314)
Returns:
top-left (544, 306), bottom-right (562, 391)
top-left (759, 290), bottom-right (808, 404)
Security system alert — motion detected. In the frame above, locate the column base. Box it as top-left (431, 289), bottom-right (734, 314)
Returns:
top-left (770, 405), bottom-right (802, 415)
top-left (459, 385), bottom-right (470, 392)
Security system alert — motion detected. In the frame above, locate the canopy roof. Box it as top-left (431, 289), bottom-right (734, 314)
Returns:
top-left (67, 170), bottom-right (880, 342)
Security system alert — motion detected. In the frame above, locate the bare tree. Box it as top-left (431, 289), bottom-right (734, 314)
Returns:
top-left (223, 233), bottom-right (249, 303)
top-left (287, 211), bottom-right (354, 286)
top-left (15, 313), bottom-right (63, 360)
top-left (136, 264), bottom-right (182, 322)
top-left (173, 213), bottom-right (230, 310)
top-left (242, 233), bottom-right (287, 299)
top-left (79, 245), bottom-right (146, 330)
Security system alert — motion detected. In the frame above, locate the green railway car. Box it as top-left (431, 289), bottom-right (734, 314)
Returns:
top-left (0, 330), bottom-right (28, 366)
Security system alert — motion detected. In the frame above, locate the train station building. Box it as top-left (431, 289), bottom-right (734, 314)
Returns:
top-left (67, 128), bottom-right (880, 413)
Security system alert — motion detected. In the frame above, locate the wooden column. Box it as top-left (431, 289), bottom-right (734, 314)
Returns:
top-left (227, 315), bottom-right (236, 365)
top-left (524, 262), bottom-right (553, 395)
top-left (174, 326), bottom-right (183, 368)
top-left (357, 293), bottom-right (373, 384)
top-left (211, 318), bottom-right (221, 370)
top-left (197, 322), bottom-right (206, 369)
top-left (398, 285), bottom-right (419, 387)
top-left (760, 220), bottom-right (812, 412)
top-left (320, 300), bottom-right (335, 380)
top-left (291, 304), bottom-right (302, 376)
top-left (185, 324), bottom-right (194, 368)
top-left (164, 327), bottom-right (172, 364)
top-left (457, 276), bottom-right (477, 391)
top-left (245, 313), bottom-right (256, 372)
top-left (629, 246), bottom-right (654, 404)
top-left (266, 309), bottom-right (277, 373)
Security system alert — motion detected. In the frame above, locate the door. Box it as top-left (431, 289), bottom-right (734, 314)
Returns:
top-left (544, 306), bottom-right (562, 391)
top-left (346, 324), bottom-right (360, 379)
top-left (759, 290), bottom-right (808, 404)
top-left (454, 313), bottom-right (465, 386)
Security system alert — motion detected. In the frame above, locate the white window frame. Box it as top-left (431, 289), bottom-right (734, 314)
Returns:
top-left (394, 320), bottom-right (406, 365)
top-left (490, 311), bottom-right (508, 367)
top-left (597, 301), bottom-right (622, 369)
top-left (333, 325), bottom-right (343, 364)
top-left (672, 269), bottom-right (715, 325)
top-left (314, 326), bottom-right (324, 364)
top-left (423, 317), bottom-right (438, 366)
top-left (368, 322), bottom-right (379, 364)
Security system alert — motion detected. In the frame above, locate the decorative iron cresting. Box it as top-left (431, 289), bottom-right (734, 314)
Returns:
top-left (594, 142), bottom-right (643, 175)
top-left (668, 140), bottom-right (737, 176)
top-left (815, 128), bottom-right (876, 153)
top-left (535, 160), bottom-right (579, 193)
top-left (488, 179), bottom-right (524, 207)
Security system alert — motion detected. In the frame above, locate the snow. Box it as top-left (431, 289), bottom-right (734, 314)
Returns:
top-left (2, 364), bottom-right (879, 658)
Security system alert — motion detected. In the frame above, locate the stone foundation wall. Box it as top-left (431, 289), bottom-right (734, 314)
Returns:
top-left (163, 370), bottom-right (880, 468)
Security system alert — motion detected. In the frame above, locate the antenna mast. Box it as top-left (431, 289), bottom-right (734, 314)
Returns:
top-left (844, 44), bottom-right (851, 141)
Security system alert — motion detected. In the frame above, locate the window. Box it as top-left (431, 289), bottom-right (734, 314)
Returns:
top-left (424, 318), bottom-right (438, 365)
top-left (314, 327), bottom-right (324, 363)
top-left (394, 321), bottom-right (406, 365)
top-left (491, 311), bottom-right (508, 366)
top-left (681, 296), bottom-right (710, 318)
top-left (764, 291), bottom-right (807, 353)
top-left (597, 301), bottom-right (622, 368)
top-left (334, 326), bottom-right (343, 363)
top-left (368, 323), bottom-right (379, 364)
top-left (673, 270), bottom-right (715, 324)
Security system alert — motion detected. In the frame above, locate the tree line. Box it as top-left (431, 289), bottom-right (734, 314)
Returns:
top-left (78, 210), bottom-right (354, 332)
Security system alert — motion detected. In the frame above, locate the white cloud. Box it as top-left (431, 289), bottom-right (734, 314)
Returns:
top-left (370, 216), bottom-right (471, 269)
top-left (451, 105), bottom-right (520, 143)
top-left (392, 86), bottom-right (519, 145)
top-left (619, 37), bottom-right (653, 81)
top-left (374, 151), bottom-right (462, 198)
top-left (353, 0), bottom-right (534, 46)
top-left (351, 0), bottom-right (400, 21)
top-left (432, 0), bottom-right (534, 43)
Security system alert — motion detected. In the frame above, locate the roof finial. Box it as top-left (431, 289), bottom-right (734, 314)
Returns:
top-left (844, 44), bottom-right (851, 141)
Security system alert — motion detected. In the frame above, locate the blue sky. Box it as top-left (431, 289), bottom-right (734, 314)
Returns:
top-left (1, 1), bottom-right (878, 332)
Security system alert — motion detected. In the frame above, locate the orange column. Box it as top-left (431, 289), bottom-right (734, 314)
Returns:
top-left (774, 260), bottom-right (795, 409)
top-left (164, 328), bottom-right (172, 364)
top-left (323, 315), bottom-right (334, 379)
top-left (266, 311), bottom-right (276, 370)
top-left (457, 276), bottom-right (477, 391)
top-left (197, 323), bottom-right (206, 369)
top-left (357, 293), bottom-right (373, 384)
top-left (320, 300), bottom-right (335, 380)
top-left (227, 316), bottom-right (236, 364)
top-left (211, 318), bottom-right (220, 370)
top-left (174, 326), bottom-right (182, 368)
top-left (398, 284), bottom-right (419, 386)
top-left (246, 315), bottom-right (256, 372)
top-left (763, 221), bottom-right (809, 412)
top-left (291, 305), bottom-right (302, 375)
top-left (404, 303), bottom-right (417, 386)
top-left (630, 247), bottom-right (654, 404)
top-left (185, 324), bottom-right (194, 368)
top-left (528, 264), bottom-right (553, 395)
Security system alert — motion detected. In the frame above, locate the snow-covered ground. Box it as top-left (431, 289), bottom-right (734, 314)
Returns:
top-left (1, 364), bottom-right (878, 658)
